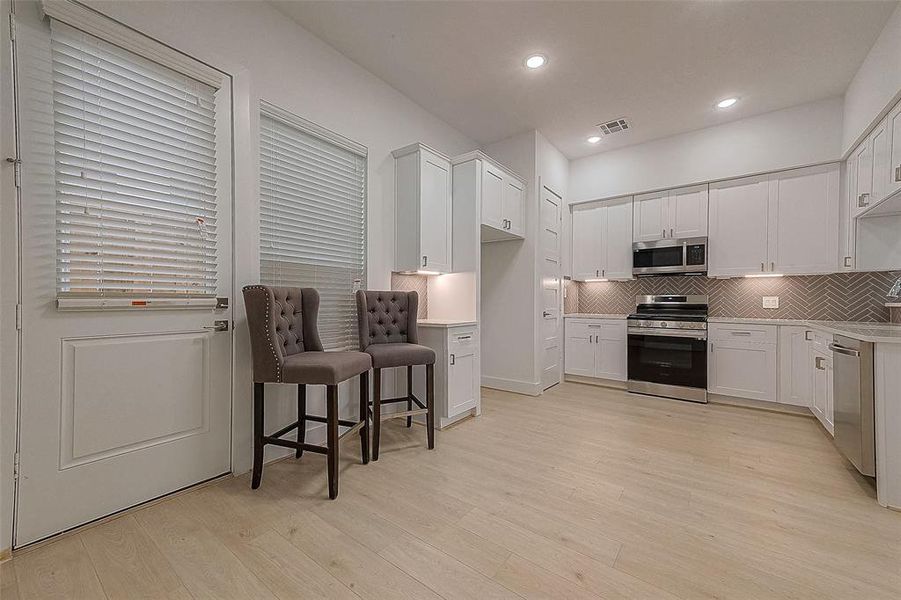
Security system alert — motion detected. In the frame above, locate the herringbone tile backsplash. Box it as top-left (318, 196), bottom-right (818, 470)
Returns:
top-left (574, 271), bottom-right (901, 322)
top-left (391, 273), bottom-right (429, 318)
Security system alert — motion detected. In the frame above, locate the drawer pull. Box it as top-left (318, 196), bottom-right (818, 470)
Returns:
top-left (815, 356), bottom-right (826, 370)
top-left (731, 331), bottom-right (752, 336)
top-left (456, 335), bottom-right (472, 341)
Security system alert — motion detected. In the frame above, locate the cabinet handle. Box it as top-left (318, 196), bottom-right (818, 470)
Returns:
top-left (422, 255), bottom-right (428, 267)
top-left (596, 269), bottom-right (599, 277)
top-left (670, 228), bottom-right (674, 238)
top-left (594, 335), bottom-right (599, 344)
top-left (857, 193), bottom-right (870, 208)
top-left (895, 164), bottom-right (901, 182)
top-left (761, 262), bottom-right (765, 272)
top-left (450, 353), bottom-right (455, 366)
top-left (709, 343), bottom-right (714, 353)
top-left (804, 330), bottom-right (813, 341)
top-left (844, 256), bottom-right (853, 268)
top-left (770, 261), bottom-right (775, 272)
top-left (602, 269), bottom-right (605, 277)
top-left (815, 356), bottom-right (826, 370)
top-left (662, 229), bottom-right (667, 238)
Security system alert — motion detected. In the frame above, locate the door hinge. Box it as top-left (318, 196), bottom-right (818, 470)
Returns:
top-left (8, 14), bottom-right (15, 41)
top-left (13, 452), bottom-right (20, 481)
top-left (15, 303), bottom-right (22, 330)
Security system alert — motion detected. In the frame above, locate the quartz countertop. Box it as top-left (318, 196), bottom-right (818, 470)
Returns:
top-left (564, 313), bottom-right (629, 320)
top-left (418, 319), bottom-right (477, 328)
top-left (709, 317), bottom-right (901, 344)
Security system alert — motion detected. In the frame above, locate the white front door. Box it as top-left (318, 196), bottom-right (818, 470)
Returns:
top-left (540, 186), bottom-right (563, 391)
top-left (13, 8), bottom-right (233, 546)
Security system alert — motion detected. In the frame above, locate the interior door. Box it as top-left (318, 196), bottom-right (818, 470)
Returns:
top-left (540, 186), bottom-right (563, 391)
top-left (419, 149), bottom-right (452, 273)
top-left (13, 8), bottom-right (233, 546)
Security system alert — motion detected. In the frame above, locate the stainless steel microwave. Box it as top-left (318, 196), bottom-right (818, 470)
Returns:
top-left (632, 237), bottom-right (707, 276)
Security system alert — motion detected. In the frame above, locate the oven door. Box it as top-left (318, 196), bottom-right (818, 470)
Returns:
top-left (628, 331), bottom-right (707, 390)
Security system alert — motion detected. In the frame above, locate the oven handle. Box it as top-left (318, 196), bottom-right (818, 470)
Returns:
top-left (628, 328), bottom-right (707, 340)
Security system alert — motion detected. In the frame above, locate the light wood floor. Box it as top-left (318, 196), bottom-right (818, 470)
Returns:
top-left (3, 383), bottom-right (901, 600)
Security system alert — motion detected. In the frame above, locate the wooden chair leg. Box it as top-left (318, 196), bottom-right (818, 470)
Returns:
top-left (426, 363), bottom-right (435, 450)
top-left (406, 365), bottom-right (413, 428)
top-left (359, 371), bottom-right (370, 465)
top-left (296, 384), bottom-right (306, 458)
top-left (326, 384), bottom-right (339, 500)
top-left (251, 382), bottom-right (264, 489)
top-left (372, 368), bottom-right (381, 461)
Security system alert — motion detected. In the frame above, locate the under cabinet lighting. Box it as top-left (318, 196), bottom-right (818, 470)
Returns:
top-left (744, 273), bottom-right (784, 278)
top-left (716, 97), bottom-right (738, 109)
top-left (525, 54), bottom-right (547, 69)
top-left (417, 270), bottom-right (441, 276)
top-left (584, 278), bottom-right (609, 282)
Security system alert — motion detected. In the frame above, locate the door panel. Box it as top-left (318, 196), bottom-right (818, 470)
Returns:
top-left (708, 176), bottom-right (769, 276)
top-left (887, 101), bottom-right (901, 198)
top-left (503, 177), bottom-right (525, 237)
top-left (852, 138), bottom-right (873, 217)
top-left (481, 162), bottom-right (504, 230)
top-left (669, 185), bottom-right (708, 238)
top-left (420, 151), bottom-right (452, 272)
top-left (603, 197), bottom-right (633, 279)
top-left (571, 204), bottom-right (602, 280)
top-left (633, 190), bottom-right (667, 242)
top-left (13, 12), bottom-right (233, 546)
top-left (540, 187), bottom-right (562, 390)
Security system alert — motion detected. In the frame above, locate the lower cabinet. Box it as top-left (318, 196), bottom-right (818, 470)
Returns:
top-left (809, 332), bottom-right (835, 434)
top-left (708, 324), bottom-right (778, 402)
top-left (413, 324), bottom-right (480, 429)
top-left (564, 318), bottom-right (627, 382)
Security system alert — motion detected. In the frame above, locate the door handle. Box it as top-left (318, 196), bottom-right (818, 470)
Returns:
top-left (543, 311), bottom-right (552, 317)
top-left (203, 320), bottom-right (229, 332)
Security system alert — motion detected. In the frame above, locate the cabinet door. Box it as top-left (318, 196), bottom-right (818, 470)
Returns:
top-left (448, 346), bottom-right (478, 416)
top-left (419, 150), bottom-right (452, 273)
top-left (503, 177), bottom-right (525, 237)
top-left (871, 117), bottom-right (889, 205)
top-left (887, 99), bottom-right (901, 199)
top-left (709, 326), bottom-right (777, 402)
top-left (810, 349), bottom-right (833, 434)
top-left (595, 321), bottom-right (627, 381)
top-left (481, 162), bottom-right (505, 231)
top-left (571, 204), bottom-right (604, 280)
top-left (669, 184), bottom-right (708, 238)
top-left (768, 164), bottom-right (839, 275)
top-left (778, 327), bottom-right (811, 406)
top-left (564, 321), bottom-right (595, 376)
top-left (602, 197), bottom-right (634, 280)
top-left (708, 175), bottom-right (770, 277)
top-left (851, 138), bottom-right (873, 217)
top-left (633, 190), bottom-right (667, 242)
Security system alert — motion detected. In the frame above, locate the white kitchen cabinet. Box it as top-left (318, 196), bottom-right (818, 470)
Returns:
top-left (778, 326), bottom-right (812, 406)
top-left (709, 175), bottom-right (770, 277)
top-left (809, 331), bottom-right (834, 434)
top-left (393, 143), bottom-right (453, 273)
top-left (477, 157), bottom-right (525, 242)
top-left (849, 133), bottom-right (874, 219)
top-left (709, 165), bottom-right (840, 277)
top-left (414, 323), bottom-right (480, 429)
top-left (708, 324), bottom-right (777, 402)
top-left (633, 184), bottom-right (707, 242)
top-left (571, 197), bottom-right (633, 281)
top-left (888, 99), bottom-right (901, 199)
top-left (564, 318), bottom-right (627, 382)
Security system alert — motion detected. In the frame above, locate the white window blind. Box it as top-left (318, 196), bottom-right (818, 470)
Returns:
top-left (52, 21), bottom-right (219, 298)
top-left (259, 106), bottom-right (366, 351)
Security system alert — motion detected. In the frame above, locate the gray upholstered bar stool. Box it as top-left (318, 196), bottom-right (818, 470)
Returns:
top-left (243, 285), bottom-right (372, 499)
top-left (355, 290), bottom-right (435, 460)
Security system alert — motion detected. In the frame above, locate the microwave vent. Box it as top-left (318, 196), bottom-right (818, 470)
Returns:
top-left (597, 118), bottom-right (631, 136)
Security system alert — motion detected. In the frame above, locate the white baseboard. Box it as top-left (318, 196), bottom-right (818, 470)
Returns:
top-left (481, 376), bottom-right (542, 396)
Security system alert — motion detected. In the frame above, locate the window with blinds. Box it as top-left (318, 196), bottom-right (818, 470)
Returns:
top-left (52, 21), bottom-right (219, 298)
top-left (259, 106), bottom-right (366, 351)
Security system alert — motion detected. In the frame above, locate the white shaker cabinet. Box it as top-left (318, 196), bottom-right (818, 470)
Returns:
top-left (809, 331), bottom-right (834, 434)
top-left (888, 99), bottom-right (901, 199)
top-left (571, 197), bottom-right (633, 281)
top-left (564, 318), bottom-right (627, 382)
top-left (709, 164), bottom-right (840, 277)
top-left (478, 156), bottom-right (525, 242)
top-left (778, 326), bottom-right (812, 407)
top-left (708, 324), bottom-right (778, 402)
top-left (393, 143), bottom-right (453, 273)
top-left (633, 184), bottom-right (708, 242)
top-left (414, 323), bottom-right (480, 429)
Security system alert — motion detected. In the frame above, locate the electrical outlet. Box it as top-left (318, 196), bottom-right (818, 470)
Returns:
top-left (762, 296), bottom-right (779, 309)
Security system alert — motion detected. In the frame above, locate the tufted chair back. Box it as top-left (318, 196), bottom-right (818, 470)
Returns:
top-left (242, 285), bottom-right (324, 383)
top-left (355, 290), bottom-right (420, 350)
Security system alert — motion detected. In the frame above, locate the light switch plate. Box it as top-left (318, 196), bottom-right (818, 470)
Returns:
top-left (762, 296), bottom-right (779, 309)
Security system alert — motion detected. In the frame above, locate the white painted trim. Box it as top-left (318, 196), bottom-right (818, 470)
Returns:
top-left (40, 0), bottom-right (225, 87)
top-left (260, 99), bottom-right (367, 158)
top-left (480, 375), bottom-right (542, 396)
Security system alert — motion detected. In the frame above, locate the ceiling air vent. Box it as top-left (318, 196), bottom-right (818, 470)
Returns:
top-left (597, 117), bottom-right (631, 136)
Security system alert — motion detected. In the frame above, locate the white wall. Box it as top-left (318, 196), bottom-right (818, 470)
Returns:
top-left (1, 0), bottom-right (475, 549)
top-left (480, 131), bottom-right (539, 393)
top-left (842, 3), bottom-right (901, 154)
top-left (568, 96), bottom-right (844, 203)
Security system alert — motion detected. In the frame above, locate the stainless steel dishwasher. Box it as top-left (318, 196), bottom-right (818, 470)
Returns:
top-left (829, 335), bottom-right (875, 477)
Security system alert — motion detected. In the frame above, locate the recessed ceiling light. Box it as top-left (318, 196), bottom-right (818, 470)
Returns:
top-left (587, 135), bottom-right (601, 144)
top-left (716, 97), bottom-right (738, 109)
top-left (525, 54), bottom-right (547, 69)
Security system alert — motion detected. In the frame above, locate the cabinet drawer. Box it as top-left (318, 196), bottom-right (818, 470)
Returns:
top-left (448, 327), bottom-right (478, 353)
top-left (711, 324), bottom-right (777, 345)
top-left (566, 320), bottom-right (594, 339)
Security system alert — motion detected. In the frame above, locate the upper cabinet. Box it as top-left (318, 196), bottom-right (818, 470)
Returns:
top-left (571, 197), bottom-right (633, 281)
top-left (480, 158), bottom-right (525, 241)
top-left (888, 100), bottom-right (901, 199)
top-left (393, 143), bottom-right (453, 274)
top-left (633, 184), bottom-right (708, 242)
top-left (709, 164), bottom-right (840, 277)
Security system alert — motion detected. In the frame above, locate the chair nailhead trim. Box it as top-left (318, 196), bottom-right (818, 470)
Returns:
top-left (245, 285), bottom-right (283, 382)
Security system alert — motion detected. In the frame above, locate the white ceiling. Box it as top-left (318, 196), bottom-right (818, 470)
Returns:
top-left (273, 0), bottom-right (899, 159)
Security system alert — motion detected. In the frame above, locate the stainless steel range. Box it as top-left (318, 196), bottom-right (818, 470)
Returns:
top-left (627, 295), bottom-right (708, 403)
